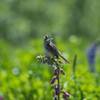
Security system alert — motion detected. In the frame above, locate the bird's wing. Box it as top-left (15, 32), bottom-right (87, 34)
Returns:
top-left (50, 42), bottom-right (60, 52)
top-left (49, 42), bottom-right (70, 64)
top-left (47, 42), bottom-right (60, 58)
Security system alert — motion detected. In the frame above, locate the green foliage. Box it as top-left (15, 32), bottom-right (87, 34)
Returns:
top-left (0, 0), bottom-right (100, 99)
top-left (0, 0), bottom-right (100, 44)
top-left (0, 37), bottom-right (100, 100)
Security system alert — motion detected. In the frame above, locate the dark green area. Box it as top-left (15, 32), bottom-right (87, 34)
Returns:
top-left (0, 0), bottom-right (100, 44)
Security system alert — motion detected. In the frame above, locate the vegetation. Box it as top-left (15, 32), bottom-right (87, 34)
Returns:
top-left (0, 0), bottom-right (100, 100)
top-left (0, 37), bottom-right (100, 100)
top-left (0, 0), bottom-right (100, 43)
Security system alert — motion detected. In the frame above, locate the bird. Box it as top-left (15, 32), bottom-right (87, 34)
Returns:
top-left (43, 35), bottom-right (70, 64)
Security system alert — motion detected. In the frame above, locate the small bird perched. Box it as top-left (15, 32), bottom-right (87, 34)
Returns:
top-left (44, 35), bottom-right (70, 64)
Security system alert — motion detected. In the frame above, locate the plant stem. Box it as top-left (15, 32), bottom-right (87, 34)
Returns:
top-left (58, 70), bottom-right (60, 100)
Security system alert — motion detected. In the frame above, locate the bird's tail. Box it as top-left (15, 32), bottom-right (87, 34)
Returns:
top-left (59, 53), bottom-right (70, 64)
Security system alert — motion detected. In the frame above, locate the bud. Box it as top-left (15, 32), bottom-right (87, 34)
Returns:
top-left (54, 96), bottom-right (57, 100)
top-left (54, 69), bottom-right (57, 75)
top-left (0, 96), bottom-right (4, 100)
top-left (55, 89), bottom-right (59, 95)
top-left (61, 69), bottom-right (65, 75)
top-left (59, 60), bottom-right (63, 64)
top-left (64, 98), bottom-right (68, 100)
top-left (55, 84), bottom-right (59, 90)
top-left (51, 77), bottom-right (55, 84)
top-left (64, 92), bottom-right (69, 97)
top-left (56, 74), bottom-right (59, 80)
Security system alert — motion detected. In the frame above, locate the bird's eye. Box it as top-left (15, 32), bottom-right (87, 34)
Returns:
top-left (44, 35), bottom-right (49, 40)
top-left (45, 37), bottom-right (47, 39)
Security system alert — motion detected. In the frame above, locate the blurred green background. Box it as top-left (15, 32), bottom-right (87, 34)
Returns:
top-left (0, 0), bottom-right (100, 100)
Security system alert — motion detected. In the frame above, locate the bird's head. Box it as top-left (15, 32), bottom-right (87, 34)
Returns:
top-left (44, 35), bottom-right (53, 41)
top-left (44, 35), bottom-right (50, 41)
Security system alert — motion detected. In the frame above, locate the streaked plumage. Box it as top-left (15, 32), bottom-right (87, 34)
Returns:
top-left (44, 35), bottom-right (70, 64)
